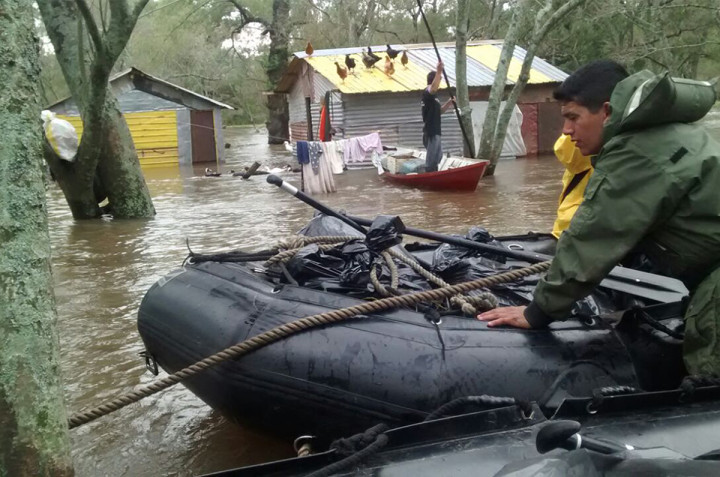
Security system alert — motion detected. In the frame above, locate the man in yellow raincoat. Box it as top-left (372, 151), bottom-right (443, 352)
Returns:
top-left (551, 134), bottom-right (593, 238)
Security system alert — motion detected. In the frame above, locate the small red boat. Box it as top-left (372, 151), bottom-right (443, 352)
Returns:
top-left (381, 160), bottom-right (489, 191)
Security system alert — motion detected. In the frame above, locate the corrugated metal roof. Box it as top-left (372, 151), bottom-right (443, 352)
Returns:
top-left (48, 67), bottom-right (234, 111)
top-left (305, 54), bottom-right (428, 94)
top-left (466, 44), bottom-right (553, 84)
top-left (276, 40), bottom-right (567, 94)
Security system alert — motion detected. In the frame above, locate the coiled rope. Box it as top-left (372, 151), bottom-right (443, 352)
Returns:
top-left (385, 247), bottom-right (499, 313)
top-left (66, 260), bottom-right (550, 429)
top-left (264, 235), bottom-right (356, 267)
top-left (266, 235), bottom-right (500, 313)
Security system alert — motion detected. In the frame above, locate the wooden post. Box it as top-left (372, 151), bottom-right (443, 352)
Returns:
top-left (322, 91), bottom-right (332, 141)
top-left (301, 97), bottom-right (314, 192)
top-left (241, 161), bottom-right (262, 179)
top-left (305, 96), bottom-right (314, 141)
top-left (0, 2), bottom-right (73, 475)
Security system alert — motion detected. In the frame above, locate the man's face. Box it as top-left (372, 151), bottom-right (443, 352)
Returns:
top-left (560, 101), bottom-right (610, 156)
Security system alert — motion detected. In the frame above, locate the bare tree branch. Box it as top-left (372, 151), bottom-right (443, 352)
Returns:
top-left (373, 27), bottom-right (404, 43)
top-left (104, 0), bottom-right (150, 65)
top-left (75, 0), bottom-right (104, 55)
top-left (228, 0), bottom-right (271, 29)
top-left (306, 0), bottom-right (331, 20)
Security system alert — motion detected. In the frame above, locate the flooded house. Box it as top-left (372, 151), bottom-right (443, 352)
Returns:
top-left (48, 67), bottom-right (233, 167)
top-left (275, 40), bottom-right (569, 157)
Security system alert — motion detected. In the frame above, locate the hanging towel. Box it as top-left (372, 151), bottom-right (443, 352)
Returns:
top-left (297, 141), bottom-right (310, 164)
top-left (321, 141), bottom-right (345, 174)
top-left (302, 148), bottom-right (336, 194)
top-left (335, 139), bottom-right (348, 166)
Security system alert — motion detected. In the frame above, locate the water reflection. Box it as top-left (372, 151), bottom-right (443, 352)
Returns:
top-left (52, 116), bottom-right (720, 476)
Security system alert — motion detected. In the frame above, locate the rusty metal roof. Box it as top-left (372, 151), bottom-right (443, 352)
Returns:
top-left (275, 40), bottom-right (567, 94)
top-left (48, 67), bottom-right (234, 111)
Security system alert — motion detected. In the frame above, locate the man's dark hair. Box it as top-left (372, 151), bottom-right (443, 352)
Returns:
top-left (427, 71), bottom-right (436, 85)
top-left (553, 60), bottom-right (629, 112)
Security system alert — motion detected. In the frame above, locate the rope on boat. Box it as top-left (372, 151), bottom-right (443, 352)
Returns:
top-left (632, 306), bottom-right (685, 340)
top-left (679, 374), bottom-right (720, 402)
top-left (369, 252), bottom-right (400, 296)
top-left (266, 235), bottom-right (500, 314)
top-left (263, 235), bottom-right (355, 267)
top-left (385, 247), bottom-right (498, 314)
top-left (66, 260), bottom-right (551, 429)
top-left (307, 394), bottom-right (531, 475)
top-left (186, 235), bottom-right (355, 266)
top-left (305, 423), bottom-right (390, 477)
top-left (423, 395), bottom-right (532, 421)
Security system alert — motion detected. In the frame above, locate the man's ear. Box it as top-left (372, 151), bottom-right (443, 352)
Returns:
top-left (602, 101), bottom-right (611, 124)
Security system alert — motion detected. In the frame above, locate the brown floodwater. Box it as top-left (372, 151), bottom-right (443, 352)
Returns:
top-left (51, 113), bottom-right (720, 476)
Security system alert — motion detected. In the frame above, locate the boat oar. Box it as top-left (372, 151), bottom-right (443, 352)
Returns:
top-left (344, 214), bottom-right (688, 304)
top-left (348, 214), bottom-right (549, 263)
top-left (266, 174), bottom-right (367, 235)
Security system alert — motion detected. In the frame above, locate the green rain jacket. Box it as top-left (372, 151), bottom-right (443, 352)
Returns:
top-left (525, 70), bottom-right (720, 372)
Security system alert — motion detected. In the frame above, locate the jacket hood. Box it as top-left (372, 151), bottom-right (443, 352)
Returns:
top-left (603, 70), bottom-right (717, 144)
top-left (554, 134), bottom-right (591, 174)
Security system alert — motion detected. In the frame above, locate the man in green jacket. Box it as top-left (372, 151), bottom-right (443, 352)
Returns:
top-left (478, 60), bottom-right (720, 376)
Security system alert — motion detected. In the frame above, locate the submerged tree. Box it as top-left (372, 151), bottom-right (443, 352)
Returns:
top-left (455, 0), bottom-right (475, 157)
top-left (0, 1), bottom-right (73, 474)
top-left (477, 0), bottom-right (586, 175)
top-left (37, 0), bottom-right (155, 219)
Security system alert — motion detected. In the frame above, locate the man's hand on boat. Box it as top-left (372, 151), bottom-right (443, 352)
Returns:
top-left (476, 306), bottom-right (531, 329)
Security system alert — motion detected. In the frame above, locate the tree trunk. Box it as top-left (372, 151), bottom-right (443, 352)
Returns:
top-left (38, 0), bottom-right (155, 219)
top-left (266, 0), bottom-right (290, 144)
top-left (96, 95), bottom-right (155, 218)
top-left (479, 0), bottom-right (585, 175)
top-left (455, 0), bottom-right (475, 157)
top-left (477, 4), bottom-right (522, 175)
top-left (0, 2), bottom-right (73, 475)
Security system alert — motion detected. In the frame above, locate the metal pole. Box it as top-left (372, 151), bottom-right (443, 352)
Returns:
top-left (416, 0), bottom-right (473, 154)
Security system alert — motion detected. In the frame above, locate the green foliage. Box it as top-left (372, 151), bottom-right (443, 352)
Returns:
top-left (540, 0), bottom-right (720, 79)
top-left (36, 0), bottom-right (720, 126)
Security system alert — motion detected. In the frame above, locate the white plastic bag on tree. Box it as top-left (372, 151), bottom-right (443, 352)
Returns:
top-left (41, 110), bottom-right (78, 162)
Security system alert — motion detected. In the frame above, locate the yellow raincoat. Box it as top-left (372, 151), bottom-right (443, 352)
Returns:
top-left (551, 135), bottom-right (593, 238)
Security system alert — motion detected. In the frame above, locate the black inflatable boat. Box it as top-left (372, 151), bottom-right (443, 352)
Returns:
top-left (137, 216), bottom-right (689, 439)
top-left (204, 386), bottom-right (720, 477)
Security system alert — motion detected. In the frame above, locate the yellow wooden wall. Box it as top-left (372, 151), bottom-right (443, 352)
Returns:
top-left (58, 110), bottom-right (179, 167)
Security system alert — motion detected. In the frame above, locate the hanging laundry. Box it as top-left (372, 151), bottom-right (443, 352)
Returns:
top-left (308, 142), bottom-right (323, 174)
top-left (357, 132), bottom-right (383, 155)
top-left (336, 132), bottom-right (384, 165)
top-left (302, 146), bottom-right (336, 194)
top-left (343, 137), bottom-right (365, 163)
top-left (297, 141), bottom-right (310, 165)
top-left (321, 141), bottom-right (345, 174)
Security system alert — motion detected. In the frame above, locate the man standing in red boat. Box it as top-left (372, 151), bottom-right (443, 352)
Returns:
top-left (477, 60), bottom-right (720, 377)
top-left (422, 61), bottom-right (455, 172)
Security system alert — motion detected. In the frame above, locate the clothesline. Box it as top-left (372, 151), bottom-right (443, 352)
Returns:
top-left (294, 132), bottom-right (384, 194)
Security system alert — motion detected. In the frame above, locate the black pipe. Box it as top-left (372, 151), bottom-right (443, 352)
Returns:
top-left (346, 214), bottom-right (549, 263)
top-left (266, 176), bottom-right (687, 302)
top-left (266, 175), bottom-right (367, 234)
top-left (416, 0), bottom-right (473, 155)
top-left (344, 214), bottom-right (687, 301)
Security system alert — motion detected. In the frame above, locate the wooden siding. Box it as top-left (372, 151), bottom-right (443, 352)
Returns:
top-left (58, 110), bottom-right (179, 167)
